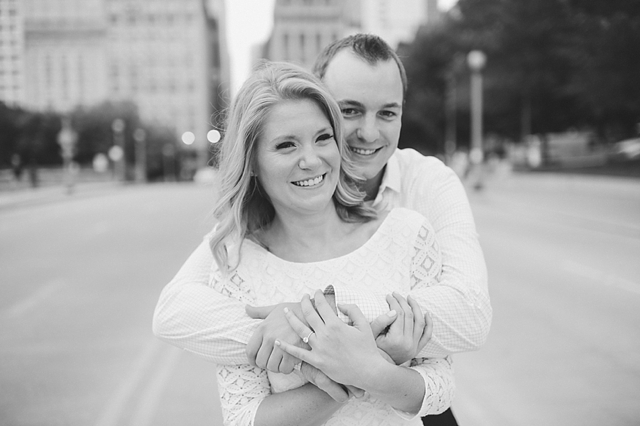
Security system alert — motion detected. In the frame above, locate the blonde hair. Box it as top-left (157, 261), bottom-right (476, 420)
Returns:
top-left (210, 61), bottom-right (376, 274)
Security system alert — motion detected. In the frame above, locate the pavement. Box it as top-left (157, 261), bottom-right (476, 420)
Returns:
top-left (1, 164), bottom-right (637, 212)
top-left (0, 180), bottom-right (123, 211)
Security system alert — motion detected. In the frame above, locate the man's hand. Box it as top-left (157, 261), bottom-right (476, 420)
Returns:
top-left (374, 293), bottom-right (432, 365)
top-left (245, 302), bottom-right (308, 373)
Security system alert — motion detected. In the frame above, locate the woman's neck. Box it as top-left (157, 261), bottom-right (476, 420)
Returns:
top-left (254, 205), bottom-right (386, 263)
top-left (256, 206), bottom-right (357, 262)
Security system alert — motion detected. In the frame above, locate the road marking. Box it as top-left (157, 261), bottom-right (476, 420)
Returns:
top-left (94, 339), bottom-right (162, 426)
top-left (562, 260), bottom-right (640, 296)
top-left (3, 279), bottom-right (64, 319)
top-left (129, 346), bottom-right (182, 426)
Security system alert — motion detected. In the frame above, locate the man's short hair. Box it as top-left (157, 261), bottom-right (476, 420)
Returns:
top-left (312, 33), bottom-right (408, 97)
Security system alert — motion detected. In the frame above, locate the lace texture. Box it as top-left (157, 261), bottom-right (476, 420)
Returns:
top-left (210, 208), bottom-right (454, 425)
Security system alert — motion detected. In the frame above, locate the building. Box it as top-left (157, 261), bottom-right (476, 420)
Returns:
top-left (260, 0), bottom-right (361, 70)
top-left (361, 0), bottom-right (441, 49)
top-left (0, 0), bottom-right (25, 107)
top-left (0, 0), bottom-right (229, 166)
top-left (22, 0), bottom-right (108, 112)
top-left (259, 0), bottom-right (441, 70)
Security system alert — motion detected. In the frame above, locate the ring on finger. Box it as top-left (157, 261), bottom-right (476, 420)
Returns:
top-left (293, 361), bottom-right (302, 371)
top-left (302, 330), bottom-right (315, 344)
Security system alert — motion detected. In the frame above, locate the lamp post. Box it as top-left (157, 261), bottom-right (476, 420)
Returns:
top-left (467, 50), bottom-right (487, 189)
top-left (133, 128), bottom-right (147, 183)
top-left (445, 54), bottom-right (465, 165)
top-left (110, 118), bottom-right (126, 182)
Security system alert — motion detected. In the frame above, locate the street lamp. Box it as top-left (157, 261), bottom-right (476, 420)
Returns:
top-left (111, 118), bottom-right (126, 182)
top-left (467, 50), bottom-right (486, 163)
top-left (207, 129), bottom-right (221, 144)
top-left (467, 50), bottom-right (487, 189)
top-left (133, 128), bottom-right (147, 183)
top-left (181, 131), bottom-right (195, 146)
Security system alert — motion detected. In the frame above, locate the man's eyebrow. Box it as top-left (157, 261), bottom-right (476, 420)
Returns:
top-left (337, 100), bottom-right (402, 109)
top-left (337, 99), bottom-right (365, 108)
top-left (382, 102), bottom-right (402, 109)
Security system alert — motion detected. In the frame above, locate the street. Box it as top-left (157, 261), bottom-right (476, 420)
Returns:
top-left (1, 172), bottom-right (639, 425)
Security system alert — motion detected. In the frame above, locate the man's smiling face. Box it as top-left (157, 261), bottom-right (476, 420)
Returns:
top-left (322, 49), bottom-right (403, 190)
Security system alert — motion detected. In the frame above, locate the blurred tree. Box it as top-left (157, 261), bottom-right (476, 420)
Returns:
top-left (398, 25), bottom-right (460, 154)
top-left (71, 101), bottom-right (141, 171)
top-left (400, 0), bottom-right (640, 154)
top-left (566, 0), bottom-right (640, 141)
top-left (13, 112), bottom-right (61, 186)
top-left (0, 102), bottom-right (26, 167)
top-left (144, 126), bottom-right (179, 181)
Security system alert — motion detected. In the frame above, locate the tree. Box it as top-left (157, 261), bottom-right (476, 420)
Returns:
top-left (399, 0), bottom-right (640, 154)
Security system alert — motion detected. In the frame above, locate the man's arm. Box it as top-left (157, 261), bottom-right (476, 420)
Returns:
top-left (152, 238), bottom-right (260, 364)
top-left (415, 159), bottom-right (491, 354)
top-left (332, 156), bottom-right (491, 357)
top-left (332, 210), bottom-right (490, 358)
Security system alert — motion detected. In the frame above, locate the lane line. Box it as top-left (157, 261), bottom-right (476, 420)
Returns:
top-left (94, 338), bottom-right (162, 426)
top-left (2, 279), bottom-right (64, 319)
top-left (128, 346), bottom-right (182, 426)
top-left (562, 260), bottom-right (640, 296)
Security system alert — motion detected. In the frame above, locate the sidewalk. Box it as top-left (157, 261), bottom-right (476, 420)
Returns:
top-left (0, 181), bottom-right (121, 211)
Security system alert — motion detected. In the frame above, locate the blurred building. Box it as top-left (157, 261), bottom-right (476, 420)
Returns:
top-left (22, 0), bottom-right (108, 112)
top-left (0, 0), bottom-right (229, 167)
top-left (258, 0), bottom-right (441, 69)
top-left (0, 0), bottom-right (25, 107)
top-left (260, 0), bottom-right (360, 70)
top-left (361, 0), bottom-right (441, 48)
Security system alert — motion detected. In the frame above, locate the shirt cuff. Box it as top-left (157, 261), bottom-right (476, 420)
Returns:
top-left (391, 366), bottom-right (435, 420)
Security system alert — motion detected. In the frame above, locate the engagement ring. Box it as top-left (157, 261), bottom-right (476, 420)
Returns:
top-left (303, 331), bottom-right (315, 344)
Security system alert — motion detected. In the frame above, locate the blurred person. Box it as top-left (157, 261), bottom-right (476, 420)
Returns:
top-left (10, 153), bottom-right (23, 187)
top-left (153, 34), bottom-right (491, 425)
top-left (170, 61), bottom-right (454, 424)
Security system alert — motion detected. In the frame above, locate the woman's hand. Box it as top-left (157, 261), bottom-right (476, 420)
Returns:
top-left (275, 290), bottom-right (388, 390)
top-left (246, 302), bottom-right (308, 373)
top-left (374, 292), bottom-right (433, 365)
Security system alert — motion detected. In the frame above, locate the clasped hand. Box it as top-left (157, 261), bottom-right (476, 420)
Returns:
top-left (245, 290), bottom-right (431, 401)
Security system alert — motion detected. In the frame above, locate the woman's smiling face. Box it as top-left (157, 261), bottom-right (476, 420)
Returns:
top-left (255, 98), bottom-right (341, 217)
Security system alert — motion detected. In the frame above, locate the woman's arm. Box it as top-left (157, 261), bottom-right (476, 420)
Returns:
top-left (276, 292), bottom-right (436, 415)
top-left (217, 362), bottom-right (346, 426)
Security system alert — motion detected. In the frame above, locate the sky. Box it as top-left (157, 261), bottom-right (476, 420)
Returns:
top-left (225, 0), bottom-right (458, 95)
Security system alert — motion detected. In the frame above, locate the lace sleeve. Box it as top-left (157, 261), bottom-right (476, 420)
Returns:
top-left (392, 356), bottom-right (455, 420)
top-left (410, 220), bottom-right (443, 289)
top-left (217, 363), bottom-right (271, 426)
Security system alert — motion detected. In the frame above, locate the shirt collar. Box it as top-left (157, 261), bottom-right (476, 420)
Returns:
top-left (378, 151), bottom-right (402, 195)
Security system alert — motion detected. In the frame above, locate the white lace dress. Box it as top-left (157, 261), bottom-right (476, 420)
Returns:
top-left (209, 208), bottom-right (455, 426)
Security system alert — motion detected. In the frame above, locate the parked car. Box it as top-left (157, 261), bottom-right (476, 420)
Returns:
top-left (608, 138), bottom-right (640, 161)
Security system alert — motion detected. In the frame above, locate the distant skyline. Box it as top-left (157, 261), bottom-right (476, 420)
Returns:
top-left (225, 0), bottom-right (458, 95)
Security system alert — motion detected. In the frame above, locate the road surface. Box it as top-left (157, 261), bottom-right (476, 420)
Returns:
top-left (1, 173), bottom-right (639, 425)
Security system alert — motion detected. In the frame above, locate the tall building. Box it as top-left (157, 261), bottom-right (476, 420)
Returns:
top-left (105, 0), bottom-right (212, 149)
top-left (0, 0), bottom-right (25, 107)
top-left (1, 0), bottom-right (229, 164)
top-left (22, 0), bottom-right (108, 112)
top-left (261, 0), bottom-right (361, 70)
top-left (361, 0), bottom-right (441, 48)
top-left (259, 0), bottom-right (441, 70)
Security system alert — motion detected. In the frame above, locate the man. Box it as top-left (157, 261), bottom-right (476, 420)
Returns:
top-left (153, 34), bottom-right (491, 424)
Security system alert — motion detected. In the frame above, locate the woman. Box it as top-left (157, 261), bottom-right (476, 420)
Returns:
top-left (207, 61), bottom-right (453, 425)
